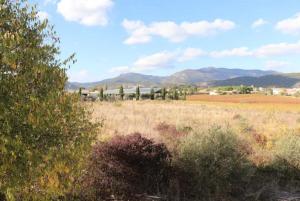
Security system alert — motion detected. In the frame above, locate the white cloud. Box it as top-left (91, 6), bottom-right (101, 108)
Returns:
top-left (109, 66), bottom-right (130, 74)
top-left (254, 41), bottom-right (300, 57)
top-left (252, 18), bottom-right (268, 28)
top-left (108, 48), bottom-right (208, 73)
top-left (132, 51), bottom-right (178, 71)
top-left (265, 60), bottom-right (290, 69)
top-left (178, 48), bottom-right (206, 62)
top-left (208, 41), bottom-right (300, 58)
top-left (37, 11), bottom-right (50, 21)
top-left (276, 13), bottom-right (300, 35)
top-left (122, 18), bottom-right (236, 45)
top-left (108, 40), bottom-right (300, 74)
top-left (57, 0), bottom-right (114, 26)
top-left (210, 47), bottom-right (253, 58)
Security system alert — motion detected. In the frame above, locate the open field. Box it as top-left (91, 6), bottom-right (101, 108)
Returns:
top-left (90, 101), bottom-right (300, 146)
top-left (90, 100), bottom-right (300, 134)
top-left (87, 100), bottom-right (300, 200)
top-left (187, 94), bottom-right (300, 104)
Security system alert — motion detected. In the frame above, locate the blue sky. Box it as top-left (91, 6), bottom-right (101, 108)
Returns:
top-left (32, 0), bottom-right (300, 82)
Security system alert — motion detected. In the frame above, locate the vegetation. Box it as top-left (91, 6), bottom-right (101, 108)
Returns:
top-left (136, 86), bottom-right (140, 100)
top-left (162, 87), bottom-right (166, 100)
top-left (91, 101), bottom-right (300, 200)
top-left (175, 128), bottom-right (251, 200)
top-left (0, 1), bottom-right (98, 200)
top-left (78, 133), bottom-right (171, 200)
top-left (150, 88), bottom-right (155, 100)
top-left (99, 88), bottom-right (104, 101)
top-left (119, 85), bottom-right (124, 100)
top-left (2, 0), bottom-right (299, 200)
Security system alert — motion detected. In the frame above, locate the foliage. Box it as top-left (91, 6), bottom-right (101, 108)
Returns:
top-left (273, 133), bottom-right (300, 173)
top-left (162, 87), bottom-right (166, 100)
top-left (99, 88), bottom-right (104, 101)
top-left (238, 85), bottom-right (254, 94)
top-left (78, 88), bottom-right (82, 96)
top-left (175, 127), bottom-right (251, 200)
top-left (119, 85), bottom-right (124, 100)
top-left (150, 88), bottom-right (155, 100)
top-left (79, 133), bottom-right (171, 200)
top-left (136, 86), bottom-right (140, 100)
top-left (0, 0), bottom-right (98, 199)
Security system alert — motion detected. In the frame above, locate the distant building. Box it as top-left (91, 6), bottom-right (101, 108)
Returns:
top-left (209, 91), bottom-right (220, 96)
top-left (272, 88), bottom-right (284, 95)
top-left (104, 87), bottom-right (161, 100)
top-left (286, 88), bottom-right (300, 96)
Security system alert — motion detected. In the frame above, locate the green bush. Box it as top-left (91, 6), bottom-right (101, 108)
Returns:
top-left (0, 1), bottom-right (99, 200)
top-left (175, 127), bottom-right (251, 200)
top-left (272, 134), bottom-right (300, 181)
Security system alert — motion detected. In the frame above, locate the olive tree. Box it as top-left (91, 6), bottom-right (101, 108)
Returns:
top-left (0, 0), bottom-right (98, 199)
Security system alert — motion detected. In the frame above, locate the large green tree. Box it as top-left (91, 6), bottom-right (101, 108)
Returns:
top-left (0, 0), bottom-right (98, 200)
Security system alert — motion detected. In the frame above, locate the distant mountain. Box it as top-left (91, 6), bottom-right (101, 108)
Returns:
top-left (67, 67), bottom-right (278, 89)
top-left (211, 73), bottom-right (300, 88)
top-left (95, 73), bottom-right (164, 88)
top-left (163, 67), bottom-right (276, 85)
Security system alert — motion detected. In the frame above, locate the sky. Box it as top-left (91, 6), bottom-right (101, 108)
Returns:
top-left (31, 0), bottom-right (300, 82)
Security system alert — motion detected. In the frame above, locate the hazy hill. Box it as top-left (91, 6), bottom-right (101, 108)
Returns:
top-left (163, 67), bottom-right (276, 85)
top-left (67, 67), bottom-right (277, 89)
top-left (211, 73), bottom-right (300, 88)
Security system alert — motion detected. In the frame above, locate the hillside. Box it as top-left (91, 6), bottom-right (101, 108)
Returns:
top-left (163, 67), bottom-right (276, 85)
top-left (211, 73), bottom-right (300, 88)
top-left (67, 67), bottom-right (276, 89)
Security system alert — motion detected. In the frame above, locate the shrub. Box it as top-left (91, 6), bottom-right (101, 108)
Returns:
top-left (79, 133), bottom-right (171, 200)
top-left (162, 88), bottom-right (166, 100)
top-left (136, 86), bottom-right (140, 100)
top-left (175, 127), bottom-right (251, 201)
top-left (119, 86), bottom-right (124, 100)
top-left (0, 1), bottom-right (98, 199)
top-left (272, 134), bottom-right (300, 180)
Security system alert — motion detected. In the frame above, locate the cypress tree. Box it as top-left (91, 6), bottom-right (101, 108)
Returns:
top-left (162, 88), bottom-right (166, 100)
top-left (150, 88), bottom-right (155, 100)
top-left (136, 86), bottom-right (140, 100)
top-left (119, 85), bottom-right (124, 100)
top-left (99, 88), bottom-right (104, 101)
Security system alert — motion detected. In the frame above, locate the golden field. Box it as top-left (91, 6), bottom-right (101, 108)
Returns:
top-left (187, 94), bottom-right (300, 104)
top-left (88, 99), bottom-right (300, 165)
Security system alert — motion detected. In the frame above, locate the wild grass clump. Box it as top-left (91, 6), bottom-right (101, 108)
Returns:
top-left (273, 133), bottom-right (300, 179)
top-left (63, 125), bottom-right (300, 201)
top-left (174, 127), bottom-right (252, 201)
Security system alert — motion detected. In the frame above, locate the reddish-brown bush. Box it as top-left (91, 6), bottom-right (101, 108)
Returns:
top-left (79, 133), bottom-right (171, 200)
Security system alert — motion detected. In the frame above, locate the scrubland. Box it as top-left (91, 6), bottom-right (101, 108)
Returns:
top-left (85, 100), bottom-right (300, 200)
top-left (91, 100), bottom-right (300, 145)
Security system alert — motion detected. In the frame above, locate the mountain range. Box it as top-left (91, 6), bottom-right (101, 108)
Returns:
top-left (67, 67), bottom-right (300, 89)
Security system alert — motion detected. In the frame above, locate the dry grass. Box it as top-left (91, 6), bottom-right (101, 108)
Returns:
top-left (187, 94), bottom-right (300, 104)
top-left (89, 100), bottom-right (300, 141)
top-left (88, 99), bottom-right (300, 166)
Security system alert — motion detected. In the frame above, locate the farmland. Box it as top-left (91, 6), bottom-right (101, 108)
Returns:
top-left (187, 94), bottom-right (300, 104)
